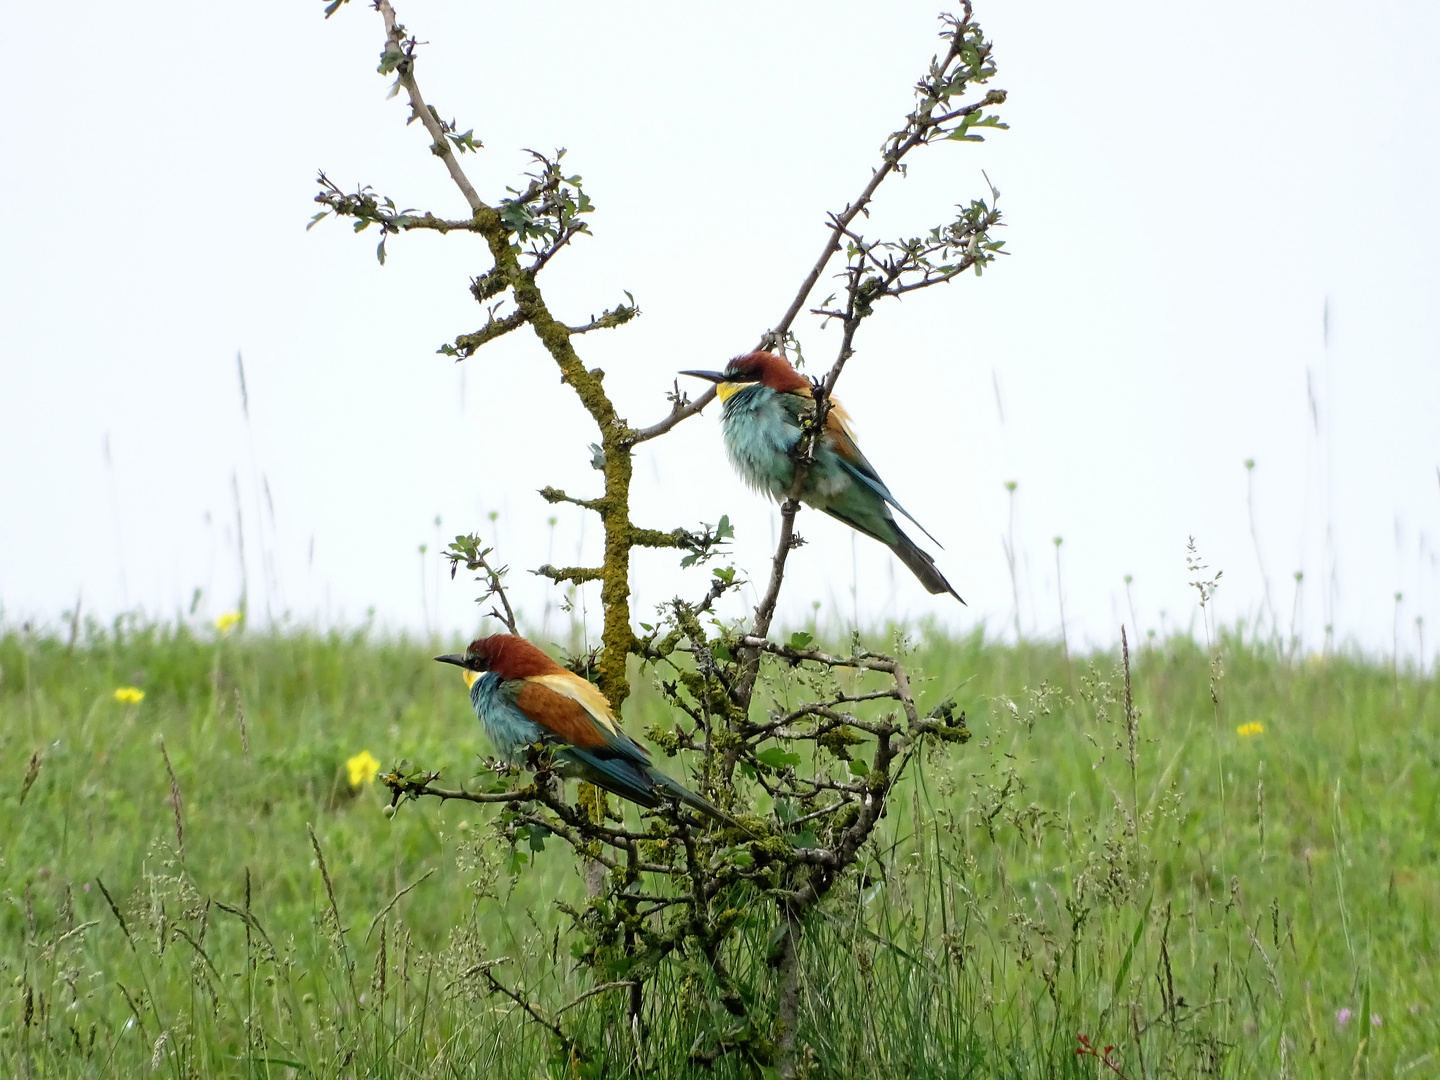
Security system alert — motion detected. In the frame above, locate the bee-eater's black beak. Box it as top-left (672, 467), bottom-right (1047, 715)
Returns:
top-left (679, 369), bottom-right (726, 383)
top-left (434, 653), bottom-right (470, 668)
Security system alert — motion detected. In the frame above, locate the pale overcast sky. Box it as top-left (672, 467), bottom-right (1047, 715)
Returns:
top-left (2, 1), bottom-right (1437, 658)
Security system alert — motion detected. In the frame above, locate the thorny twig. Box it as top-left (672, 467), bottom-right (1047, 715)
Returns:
top-left (446, 535), bottom-right (518, 634)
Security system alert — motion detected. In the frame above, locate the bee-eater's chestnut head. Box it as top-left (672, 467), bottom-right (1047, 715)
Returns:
top-left (680, 351), bottom-right (809, 402)
top-left (435, 633), bottom-right (564, 687)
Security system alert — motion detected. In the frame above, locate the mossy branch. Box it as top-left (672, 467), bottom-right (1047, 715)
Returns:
top-left (535, 565), bottom-right (604, 586)
top-left (632, 528), bottom-right (690, 549)
top-left (538, 487), bottom-right (606, 512)
top-left (446, 311), bottom-right (526, 357)
top-left (360, 3), bottom-right (645, 707)
top-left (327, 6), bottom-right (753, 708)
top-left (567, 295), bottom-right (640, 336)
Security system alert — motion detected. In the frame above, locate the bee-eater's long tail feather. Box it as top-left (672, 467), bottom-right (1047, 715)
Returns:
top-left (889, 530), bottom-right (965, 603)
top-left (564, 747), bottom-right (752, 832)
top-left (649, 769), bottom-right (739, 827)
top-left (561, 747), bottom-right (663, 809)
top-left (653, 769), bottom-right (762, 837)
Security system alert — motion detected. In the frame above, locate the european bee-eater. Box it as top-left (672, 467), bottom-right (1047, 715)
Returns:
top-left (682, 351), bottom-right (963, 601)
top-left (435, 634), bottom-right (728, 822)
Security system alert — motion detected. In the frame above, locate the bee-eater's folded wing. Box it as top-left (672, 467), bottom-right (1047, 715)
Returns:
top-left (824, 407), bottom-right (942, 547)
top-left (510, 674), bottom-right (668, 807)
top-left (513, 670), bottom-right (651, 761)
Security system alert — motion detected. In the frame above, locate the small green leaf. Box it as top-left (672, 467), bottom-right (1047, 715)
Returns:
top-left (787, 631), bottom-right (813, 650)
top-left (766, 923), bottom-right (789, 955)
top-left (1360, 977), bottom-right (1371, 1050)
top-left (1111, 892), bottom-right (1153, 1001)
top-left (377, 45), bottom-right (406, 76)
top-left (848, 759), bottom-right (869, 777)
top-left (376, 237), bottom-right (387, 265)
top-left (757, 747), bottom-right (802, 769)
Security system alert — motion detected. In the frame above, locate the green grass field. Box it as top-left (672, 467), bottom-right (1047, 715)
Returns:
top-left (2, 622), bottom-right (1436, 1077)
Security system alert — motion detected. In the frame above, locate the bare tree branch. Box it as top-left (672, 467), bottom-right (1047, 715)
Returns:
top-left (628, 385), bottom-right (717, 446)
top-left (761, 21), bottom-right (1004, 348)
top-left (376, 1), bottom-right (485, 214)
top-left (479, 966), bottom-right (579, 1057)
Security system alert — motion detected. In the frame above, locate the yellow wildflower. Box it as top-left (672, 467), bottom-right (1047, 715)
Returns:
top-left (114, 686), bottom-right (145, 705)
top-left (214, 610), bottom-right (243, 634)
top-left (1236, 722), bottom-right (1264, 738)
top-left (346, 750), bottom-right (381, 786)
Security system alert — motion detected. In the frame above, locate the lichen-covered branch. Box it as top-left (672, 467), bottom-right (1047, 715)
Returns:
top-left (566, 294), bottom-right (640, 336)
top-left (354, 4), bottom-right (644, 708)
top-left (538, 486), bottom-right (606, 512)
top-left (448, 311), bottom-right (526, 358)
top-left (535, 564), bottom-right (604, 586)
top-left (631, 527), bottom-right (690, 549)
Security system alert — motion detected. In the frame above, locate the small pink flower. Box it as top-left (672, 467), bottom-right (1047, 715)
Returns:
top-left (1371, 1014), bottom-right (1382, 1028)
top-left (1336, 1008), bottom-right (1352, 1028)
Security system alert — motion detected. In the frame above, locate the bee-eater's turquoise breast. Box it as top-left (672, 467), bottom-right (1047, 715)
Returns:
top-left (469, 672), bottom-right (545, 762)
top-left (720, 384), bottom-right (854, 507)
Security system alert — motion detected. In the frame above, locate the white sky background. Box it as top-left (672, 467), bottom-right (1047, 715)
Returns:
top-left (1, 1), bottom-right (1437, 658)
